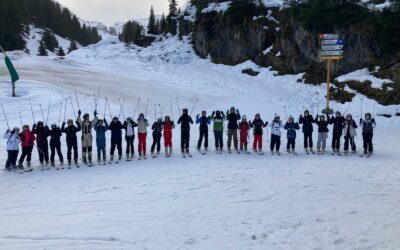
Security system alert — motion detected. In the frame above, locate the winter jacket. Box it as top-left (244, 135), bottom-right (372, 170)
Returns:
top-left (239, 121), bottom-right (250, 133)
top-left (360, 118), bottom-right (376, 134)
top-left (61, 122), bottom-right (81, 145)
top-left (124, 121), bottom-right (137, 136)
top-left (343, 119), bottom-right (358, 137)
top-left (108, 121), bottom-right (124, 140)
top-left (284, 122), bottom-right (300, 139)
top-left (329, 116), bottom-right (345, 134)
top-left (94, 121), bottom-right (109, 146)
top-left (250, 119), bottom-right (267, 135)
top-left (4, 131), bottom-right (20, 151)
top-left (270, 121), bottom-right (284, 136)
top-left (211, 113), bottom-right (225, 132)
top-left (162, 120), bottom-right (175, 132)
top-left (226, 112), bottom-right (241, 129)
top-left (48, 128), bottom-right (63, 146)
top-left (152, 122), bottom-right (163, 138)
top-left (137, 119), bottom-right (149, 134)
top-left (315, 116), bottom-right (329, 133)
top-left (177, 114), bottom-right (193, 131)
top-left (77, 116), bottom-right (98, 134)
top-left (299, 115), bottom-right (315, 133)
top-left (196, 116), bottom-right (211, 131)
top-left (19, 130), bottom-right (35, 147)
top-left (32, 125), bottom-right (49, 146)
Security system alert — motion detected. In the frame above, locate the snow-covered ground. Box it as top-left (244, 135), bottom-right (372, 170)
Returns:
top-left (0, 35), bottom-right (399, 249)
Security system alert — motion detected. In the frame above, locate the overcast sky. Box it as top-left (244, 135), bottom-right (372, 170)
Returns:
top-left (57, 0), bottom-right (187, 26)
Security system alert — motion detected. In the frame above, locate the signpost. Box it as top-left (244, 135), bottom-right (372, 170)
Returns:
top-left (319, 34), bottom-right (344, 115)
top-left (0, 46), bottom-right (20, 97)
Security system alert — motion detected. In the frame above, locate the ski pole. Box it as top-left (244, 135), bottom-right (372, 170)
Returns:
top-left (144, 98), bottom-right (150, 117)
top-left (103, 98), bottom-right (107, 118)
top-left (73, 85), bottom-right (80, 110)
top-left (316, 91), bottom-right (320, 114)
top-left (190, 99), bottom-right (198, 116)
top-left (58, 99), bottom-right (63, 125)
top-left (118, 98), bottom-right (126, 120)
top-left (18, 112), bottom-right (22, 128)
top-left (176, 97), bottom-right (181, 115)
top-left (154, 103), bottom-right (157, 121)
top-left (360, 97), bottom-right (363, 118)
top-left (133, 98), bottom-right (140, 118)
top-left (63, 98), bottom-right (67, 123)
top-left (95, 86), bottom-right (101, 111)
top-left (283, 105), bottom-right (288, 119)
top-left (170, 100), bottom-right (173, 119)
top-left (159, 104), bottom-right (164, 118)
top-left (46, 101), bottom-right (51, 125)
top-left (69, 97), bottom-right (77, 117)
top-left (39, 104), bottom-right (46, 124)
top-left (342, 102), bottom-right (352, 116)
top-left (106, 98), bottom-right (113, 118)
top-left (373, 103), bottom-right (376, 118)
top-left (28, 98), bottom-right (36, 124)
top-left (1, 104), bottom-right (10, 129)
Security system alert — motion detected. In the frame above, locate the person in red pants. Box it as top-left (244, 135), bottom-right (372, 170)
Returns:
top-left (162, 116), bottom-right (175, 157)
top-left (239, 116), bottom-right (250, 152)
top-left (249, 114), bottom-right (268, 154)
top-left (136, 113), bottom-right (149, 159)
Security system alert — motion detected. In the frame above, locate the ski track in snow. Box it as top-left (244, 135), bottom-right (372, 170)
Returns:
top-left (0, 36), bottom-right (400, 249)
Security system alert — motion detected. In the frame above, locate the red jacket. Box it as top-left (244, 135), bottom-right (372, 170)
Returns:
top-left (19, 130), bottom-right (36, 147)
top-left (239, 121), bottom-right (250, 137)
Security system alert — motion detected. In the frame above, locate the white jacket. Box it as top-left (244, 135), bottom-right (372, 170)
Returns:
top-left (4, 131), bottom-right (20, 151)
top-left (270, 121), bottom-right (284, 136)
top-left (137, 119), bottom-right (149, 134)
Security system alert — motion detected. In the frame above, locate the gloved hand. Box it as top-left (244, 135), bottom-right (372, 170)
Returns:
top-left (94, 110), bottom-right (98, 116)
top-left (33, 124), bottom-right (36, 129)
top-left (359, 118), bottom-right (363, 124)
top-left (62, 122), bottom-right (66, 126)
top-left (236, 109), bottom-right (240, 114)
top-left (78, 110), bottom-right (81, 116)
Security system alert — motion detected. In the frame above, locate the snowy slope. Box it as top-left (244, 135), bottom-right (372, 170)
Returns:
top-left (0, 35), bottom-right (400, 249)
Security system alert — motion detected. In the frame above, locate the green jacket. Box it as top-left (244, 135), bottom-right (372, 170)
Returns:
top-left (213, 118), bottom-right (224, 132)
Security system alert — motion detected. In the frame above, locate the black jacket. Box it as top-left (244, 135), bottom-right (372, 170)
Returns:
top-left (177, 114), bottom-right (193, 131)
top-left (152, 122), bottom-right (163, 138)
top-left (329, 116), bottom-right (345, 134)
top-left (299, 115), bottom-right (315, 133)
top-left (226, 112), bottom-right (241, 129)
top-left (61, 122), bottom-right (81, 145)
top-left (32, 125), bottom-right (49, 146)
top-left (250, 119), bottom-right (267, 135)
top-left (315, 116), bottom-right (329, 133)
top-left (48, 128), bottom-right (62, 146)
top-left (108, 121), bottom-right (124, 140)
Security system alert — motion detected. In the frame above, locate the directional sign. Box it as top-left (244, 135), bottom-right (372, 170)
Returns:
top-left (320, 50), bottom-right (343, 56)
top-left (319, 34), bottom-right (339, 40)
top-left (320, 56), bottom-right (343, 60)
top-left (322, 39), bottom-right (344, 45)
top-left (321, 45), bottom-right (343, 51)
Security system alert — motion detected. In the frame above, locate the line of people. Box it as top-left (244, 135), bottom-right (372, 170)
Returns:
top-left (3, 107), bottom-right (376, 170)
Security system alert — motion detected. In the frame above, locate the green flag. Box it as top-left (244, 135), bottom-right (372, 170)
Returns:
top-left (5, 56), bottom-right (19, 82)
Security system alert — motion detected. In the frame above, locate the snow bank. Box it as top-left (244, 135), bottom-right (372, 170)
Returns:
top-left (335, 68), bottom-right (393, 89)
top-left (202, 1), bottom-right (231, 14)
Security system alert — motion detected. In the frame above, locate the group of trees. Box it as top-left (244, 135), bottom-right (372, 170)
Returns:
top-left (37, 29), bottom-right (78, 56)
top-left (0, 0), bottom-right (101, 52)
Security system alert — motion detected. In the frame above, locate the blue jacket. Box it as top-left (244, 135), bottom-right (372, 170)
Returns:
top-left (284, 122), bottom-right (300, 139)
top-left (196, 116), bottom-right (211, 131)
top-left (94, 121), bottom-right (108, 147)
top-left (299, 115), bottom-right (315, 133)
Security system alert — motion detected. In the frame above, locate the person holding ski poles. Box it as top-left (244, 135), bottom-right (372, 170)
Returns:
top-left (61, 119), bottom-right (81, 165)
top-left (360, 112), bottom-right (376, 155)
top-left (249, 113), bottom-right (268, 154)
top-left (315, 114), bottom-right (329, 153)
top-left (77, 110), bottom-right (98, 164)
top-left (239, 115), bottom-right (250, 152)
top-left (196, 111), bottom-right (211, 151)
top-left (162, 115), bottom-right (175, 157)
top-left (108, 117), bottom-right (124, 161)
top-left (94, 118), bottom-right (108, 162)
top-left (151, 117), bottom-right (163, 156)
top-left (124, 117), bottom-right (137, 158)
top-left (49, 123), bottom-right (64, 166)
top-left (211, 110), bottom-right (225, 153)
top-left (177, 108), bottom-right (194, 156)
top-left (4, 127), bottom-right (21, 170)
top-left (299, 109), bottom-right (315, 154)
top-left (343, 114), bottom-right (358, 154)
top-left (284, 116), bottom-right (300, 154)
top-left (270, 115), bottom-right (284, 154)
top-left (329, 111), bottom-right (345, 153)
top-left (32, 121), bottom-right (50, 165)
top-left (226, 107), bottom-right (241, 153)
top-left (137, 113), bottom-right (149, 159)
top-left (17, 125), bottom-right (35, 168)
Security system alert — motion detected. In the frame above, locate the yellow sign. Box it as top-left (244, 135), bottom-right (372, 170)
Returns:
top-left (320, 56), bottom-right (343, 60)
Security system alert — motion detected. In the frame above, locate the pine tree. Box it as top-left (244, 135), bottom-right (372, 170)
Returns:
top-left (67, 39), bottom-right (78, 53)
top-left (37, 40), bottom-right (48, 56)
top-left (160, 13), bottom-right (167, 33)
top-left (42, 30), bottom-right (59, 52)
top-left (168, 0), bottom-right (178, 17)
top-left (147, 6), bottom-right (157, 34)
top-left (167, 0), bottom-right (179, 34)
top-left (57, 46), bottom-right (65, 57)
top-left (119, 20), bottom-right (144, 45)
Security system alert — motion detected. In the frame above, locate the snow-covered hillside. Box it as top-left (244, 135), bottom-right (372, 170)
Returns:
top-left (0, 35), bottom-right (399, 249)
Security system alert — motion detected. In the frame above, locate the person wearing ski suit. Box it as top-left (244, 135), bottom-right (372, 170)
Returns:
top-left (360, 113), bottom-right (376, 154)
top-left (124, 117), bottom-right (137, 158)
top-left (77, 110), bottom-right (98, 163)
top-left (177, 108), bottom-right (194, 154)
top-left (284, 116), bottom-right (300, 152)
top-left (18, 125), bottom-right (35, 168)
top-left (108, 117), bottom-right (124, 160)
top-left (151, 118), bottom-right (163, 155)
top-left (343, 114), bottom-right (358, 153)
top-left (239, 116), bottom-right (250, 151)
top-left (196, 111), bottom-right (211, 150)
top-left (249, 114), bottom-right (268, 152)
top-left (226, 107), bottom-right (241, 152)
top-left (315, 115), bottom-right (329, 152)
top-left (94, 119), bottom-right (108, 161)
top-left (137, 113), bottom-right (149, 158)
top-left (162, 116), bottom-right (175, 155)
top-left (270, 115), bottom-right (284, 153)
top-left (61, 119), bottom-right (81, 165)
top-left (4, 127), bottom-right (20, 170)
top-left (299, 110), bottom-right (315, 152)
top-left (32, 121), bottom-right (50, 164)
top-left (211, 110), bottom-right (225, 152)
top-left (48, 124), bottom-right (64, 164)
top-left (329, 111), bottom-right (345, 152)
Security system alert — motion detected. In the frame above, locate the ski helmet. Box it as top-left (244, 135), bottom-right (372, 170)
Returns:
top-left (158, 117), bottom-right (162, 121)
top-left (182, 108), bottom-right (188, 114)
top-left (113, 117), bottom-right (118, 121)
top-left (242, 115), bottom-right (247, 120)
top-left (37, 121), bottom-right (44, 127)
top-left (139, 113), bottom-right (144, 118)
top-left (23, 125), bottom-right (29, 129)
top-left (335, 111), bottom-right (341, 116)
top-left (165, 115), bottom-right (170, 121)
top-left (67, 119), bottom-right (73, 124)
top-left (83, 113), bottom-right (89, 119)
top-left (304, 109), bottom-right (309, 114)
top-left (288, 115), bottom-right (294, 122)
top-left (274, 115), bottom-right (280, 121)
top-left (13, 126), bottom-right (19, 131)
top-left (365, 112), bottom-right (371, 119)
top-left (319, 115), bottom-right (326, 121)
top-left (346, 114), bottom-right (352, 118)
top-left (51, 123), bottom-right (57, 129)
top-left (255, 113), bottom-right (260, 118)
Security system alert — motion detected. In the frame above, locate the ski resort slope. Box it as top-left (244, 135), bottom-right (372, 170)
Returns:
top-left (0, 36), bottom-right (400, 249)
